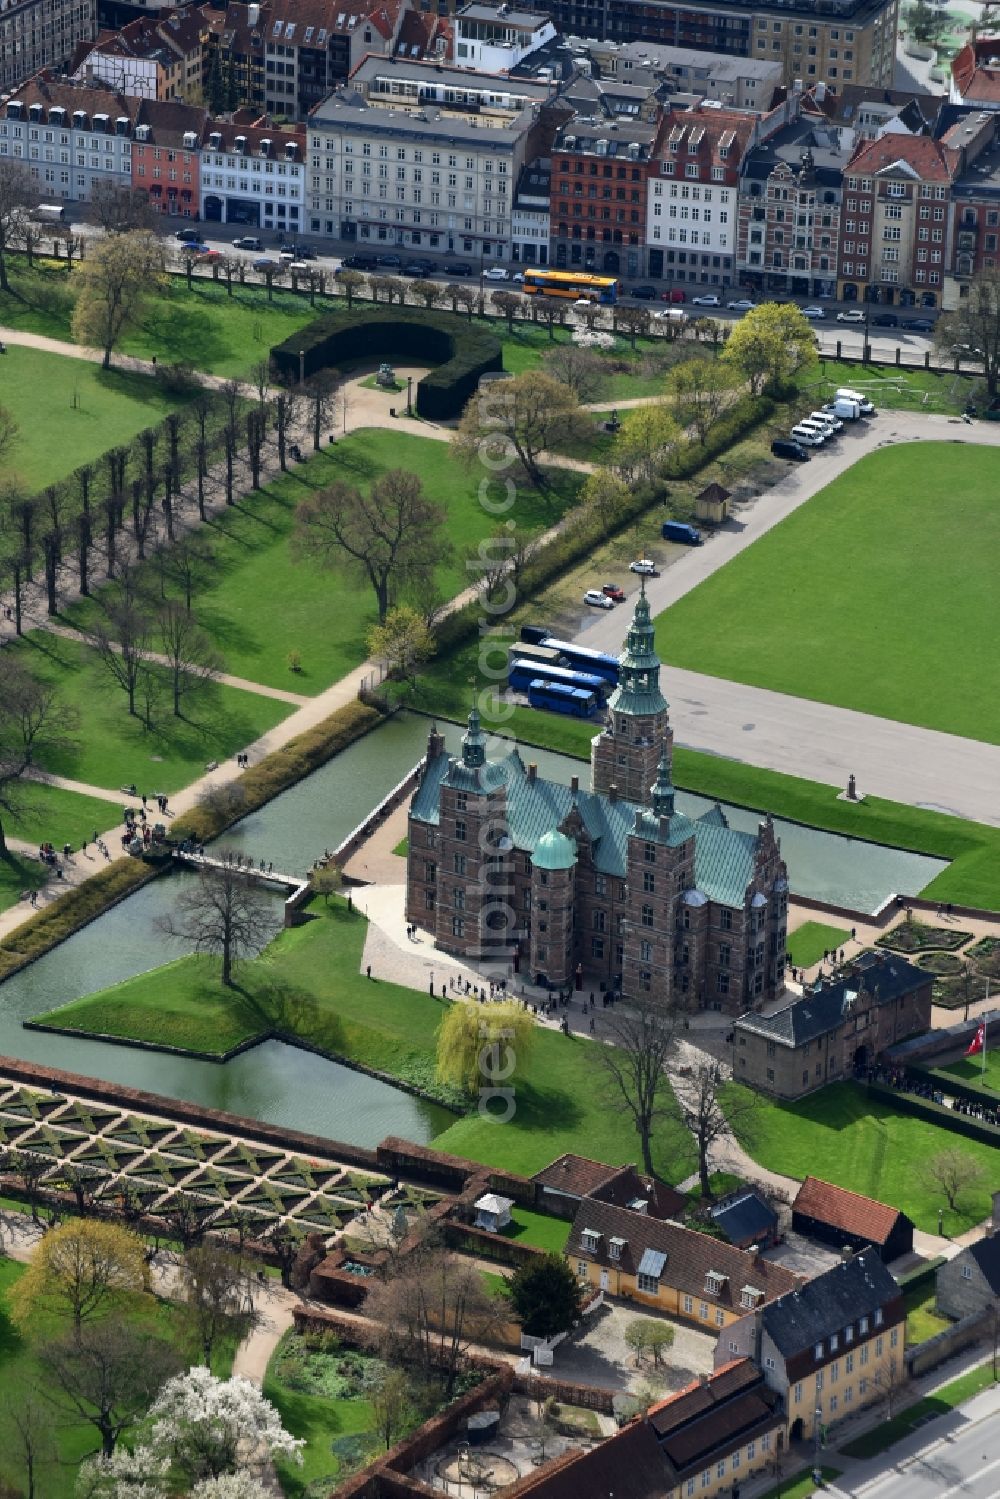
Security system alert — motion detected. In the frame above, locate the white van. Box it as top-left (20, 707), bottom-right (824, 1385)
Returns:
top-left (824, 397), bottom-right (863, 421)
top-left (835, 388), bottom-right (876, 415)
top-left (796, 418), bottom-right (833, 442)
top-left (790, 424), bottom-right (825, 447)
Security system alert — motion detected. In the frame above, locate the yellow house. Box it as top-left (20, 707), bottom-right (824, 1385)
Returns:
top-left (566, 1199), bottom-right (802, 1330)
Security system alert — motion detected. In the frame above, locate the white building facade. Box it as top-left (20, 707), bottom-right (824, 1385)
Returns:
top-left (0, 85), bottom-right (133, 204)
top-left (200, 123), bottom-right (305, 232)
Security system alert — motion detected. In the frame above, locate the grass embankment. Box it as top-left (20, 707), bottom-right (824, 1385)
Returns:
top-left (63, 428), bottom-right (582, 697)
top-left (759, 1469), bottom-right (842, 1499)
top-left (34, 897), bottom-right (697, 1182)
top-left (786, 922), bottom-right (851, 968)
top-left (0, 1257), bottom-right (237, 1499)
top-left (724, 1080), bottom-right (995, 1235)
top-left (840, 1362), bottom-right (999, 1459)
top-left (0, 857), bottom-right (154, 981)
top-left (655, 444), bottom-right (1000, 745)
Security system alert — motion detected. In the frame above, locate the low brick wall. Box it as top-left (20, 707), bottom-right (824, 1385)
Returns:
top-left (906, 1311), bottom-right (983, 1378)
top-left (512, 1370), bottom-right (616, 1414)
top-left (442, 1220), bottom-right (546, 1269)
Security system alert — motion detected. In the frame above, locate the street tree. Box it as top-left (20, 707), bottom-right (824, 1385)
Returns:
top-left (411, 279), bottom-right (443, 309)
top-left (367, 604), bottom-right (435, 687)
top-left (924, 1146), bottom-right (987, 1214)
top-left (595, 995), bottom-right (678, 1177)
top-left (9, 1218), bottom-right (149, 1333)
top-left (614, 305), bottom-right (652, 348)
top-left (294, 468), bottom-right (447, 622)
top-left (435, 998), bottom-right (535, 1097)
top-left (934, 266), bottom-right (1000, 396)
top-left (158, 601), bottom-right (220, 717)
top-left (159, 863), bottom-right (273, 987)
top-left (145, 1367), bottom-right (303, 1482)
top-left (541, 341), bottom-right (607, 402)
top-left (337, 269), bottom-right (366, 308)
top-left (0, 158), bottom-right (38, 291)
top-left (870, 1356), bottom-right (908, 1419)
top-left (722, 303), bottom-right (816, 395)
top-left (0, 654), bottom-right (79, 856)
top-left (71, 231), bottom-right (167, 369)
top-left (369, 1366), bottom-right (413, 1451)
top-left (491, 289), bottom-right (524, 332)
top-left (680, 1062), bottom-right (757, 1201)
top-left (508, 1254), bottom-right (583, 1339)
top-left (613, 402), bottom-right (682, 485)
top-left (39, 1322), bottom-right (181, 1458)
top-left (90, 181), bottom-right (155, 236)
top-left (669, 357), bottom-right (738, 444)
top-left (180, 1243), bottom-right (258, 1365)
top-left (453, 370), bottom-right (592, 487)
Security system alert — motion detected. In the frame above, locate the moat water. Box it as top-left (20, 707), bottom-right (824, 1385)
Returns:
top-left (0, 712), bottom-right (945, 1144)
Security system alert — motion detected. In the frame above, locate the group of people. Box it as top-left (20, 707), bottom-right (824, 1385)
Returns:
top-left (236, 753), bottom-right (251, 769)
top-left (865, 1060), bottom-right (998, 1126)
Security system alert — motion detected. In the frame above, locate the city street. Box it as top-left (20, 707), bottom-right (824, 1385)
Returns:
top-left (827, 1407), bottom-right (1000, 1499)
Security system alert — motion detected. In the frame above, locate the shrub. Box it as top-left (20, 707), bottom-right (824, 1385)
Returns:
top-left (270, 306), bottom-right (502, 420)
top-left (0, 858), bottom-right (155, 980)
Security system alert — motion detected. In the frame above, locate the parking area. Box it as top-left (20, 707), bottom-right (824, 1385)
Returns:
top-left (552, 1297), bottom-right (717, 1395)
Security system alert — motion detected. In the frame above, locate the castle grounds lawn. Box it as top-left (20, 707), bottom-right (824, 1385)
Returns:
top-left (938, 1049), bottom-right (1000, 1095)
top-left (1, 345), bottom-right (197, 490)
top-left (786, 921), bottom-right (851, 969)
top-left (724, 1079), bottom-right (995, 1235)
top-left (65, 428), bottom-right (582, 695)
top-left (0, 781), bottom-right (120, 857)
top-left (903, 1282), bottom-right (951, 1344)
top-left (654, 444), bottom-right (1000, 745)
top-left (8, 631), bottom-right (290, 793)
top-left (34, 897), bottom-right (697, 1184)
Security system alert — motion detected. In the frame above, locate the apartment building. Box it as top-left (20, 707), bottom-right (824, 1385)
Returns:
top-left (944, 110), bottom-right (1000, 307)
top-left (199, 1), bottom-right (267, 113)
top-left (131, 96), bottom-right (207, 219)
top-left (564, 37), bottom-right (783, 112)
top-left (716, 1248), bottom-right (905, 1443)
top-left (262, 0), bottom-right (402, 120)
top-left (951, 35), bottom-right (1000, 111)
top-left (550, 112), bottom-right (663, 278)
top-left (0, 73), bottom-right (134, 204)
top-left (70, 8), bottom-right (203, 100)
top-left (349, 53), bottom-right (552, 120)
top-left (453, 2), bottom-right (555, 72)
top-left (738, 111), bottom-right (844, 300)
top-left (200, 120), bottom-right (305, 232)
top-left (510, 157), bottom-right (550, 264)
top-left (0, 0), bottom-right (97, 93)
top-left (646, 104), bottom-right (751, 287)
top-left (307, 87), bottom-right (539, 256)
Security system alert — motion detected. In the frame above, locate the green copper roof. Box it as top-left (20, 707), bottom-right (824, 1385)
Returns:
top-left (532, 829), bottom-right (578, 870)
top-left (609, 581), bottom-right (667, 719)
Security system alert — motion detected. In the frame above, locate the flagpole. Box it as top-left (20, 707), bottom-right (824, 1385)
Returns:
top-left (984, 1012), bottom-right (988, 1079)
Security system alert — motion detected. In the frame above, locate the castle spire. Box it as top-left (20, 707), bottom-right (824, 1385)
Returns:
top-left (461, 700), bottom-right (487, 769)
top-left (608, 582), bottom-right (668, 720)
top-left (650, 743), bottom-right (675, 818)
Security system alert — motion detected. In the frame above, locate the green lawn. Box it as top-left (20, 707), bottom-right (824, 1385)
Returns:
top-left (391, 837), bottom-right (408, 858)
top-left (63, 428), bottom-right (582, 696)
top-left (655, 443), bottom-right (1000, 745)
top-left (35, 896), bottom-right (696, 1183)
top-left (798, 357), bottom-right (979, 416)
top-left (840, 1362), bottom-right (999, 1459)
top-left (263, 1333), bottom-right (382, 1499)
top-left (503, 1206), bottom-right (571, 1253)
top-left (786, 922), bottom-right (851, 968)
top-left (759, 1468), bottom-right (841, 1499)
top-left (725, 1080), bottom-right (995, 1235)
top-left (938, 1051), bottom-right (1000, 1094)
top-left (8, 631), bottom-right (290, 793)
top-left (903, 1283), bottom-right (951, 1344)
top-left (1, 345), bottom-right (195, 490)
top-left (0, 1256), bottom-right (236, 1499)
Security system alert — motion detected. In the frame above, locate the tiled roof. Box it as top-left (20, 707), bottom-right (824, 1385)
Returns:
top-left (133, 98), bottom-right (209, 147)
top-left (590, 1165), bottom-right (687, 1220)
top-left (9, 73), bottom-right (131, 122)
top-left (847, 132), bottom-right (960, 183)
top-left (203, 121), bottom-right (306, 153)
top-left (709, 1189), bottom-right (778, 1246)
top-left (532, 1153), bottom-right (627, 1198)
top-left (761, 1247), bottom-right (901, 1359)
top-left (735, 951), bottom-right (928, 1048)
top-left (793, 1176), bottom-right (907, 1246)
top-left (567, 1198), bottom-right (803, 1312)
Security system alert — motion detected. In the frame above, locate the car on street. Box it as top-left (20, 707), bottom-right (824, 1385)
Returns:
top-left (483, 266), bottom-right (510, 281)
top-left (290, 244), bottom-right (317, 259)
top-left (232, 235), bottom-right (262, 251)
top-left (629, 559), bottom-right (659, 575)
top-left (801, 305), bottom-right (826, 319)
top-left (691, 294), bottom-right (721, 307)
top-left (659, 288), bottom-right (686, 302)
top-left (905, 317), bottom-right (934, 332)
top-left (871, 312), bottom-right (899, 327)
top-left (199, 249), bottom-right (223, 262)
top-left (404, 260), bottom-right (433, 276)
top-left (727, 298), bottom-right (757, 313)
top-left (340, 253), bottom-right (378, 271)
top-left (602, 583), bottom-right (626, 601)
top-left (183, 242), bottom-right (213, 256)
top-left (376, 254), bottom-right (402, 268)
top-left (443, 261), bottom-right (473, 277)
top-left (583, 588), bottom-right (615, 609)
top-left (175, 227), bottom-right (203, 243)
top-left (629, 285), bottom-right (658, 300)
top-left (252, 257), bottom-right (279, 272)
top-left (836, 309), bottom-right (866, 323)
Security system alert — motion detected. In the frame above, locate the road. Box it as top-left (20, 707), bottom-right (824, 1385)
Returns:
top-left (567, 409), bottom-right (1000, 827)
top-left (828, 1407), bottom-right (1000, 1499)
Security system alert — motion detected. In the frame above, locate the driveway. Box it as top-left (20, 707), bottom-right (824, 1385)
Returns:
top-left (553, 1297), bottom-right (717, 1396)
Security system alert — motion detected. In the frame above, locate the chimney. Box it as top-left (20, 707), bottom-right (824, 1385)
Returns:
top-left (698, 1372), bottom-right (710, 1387)
top-left (570, 774), bottom-right (579, 793)
top-left (528, 762), bottom-right (537, 783)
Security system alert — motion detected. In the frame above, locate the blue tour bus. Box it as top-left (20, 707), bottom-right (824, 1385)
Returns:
top-left (535, 637), bottom-right (619, 686)
top-left (528, 679), bottom-right (599, 718)
top-left (508, 658), bottom-right (606, 697)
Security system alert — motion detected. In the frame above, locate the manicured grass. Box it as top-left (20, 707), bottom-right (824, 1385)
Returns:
top-left (758, 1468), bottom-right (841, 1499)
top-left (65, 429), bottom-right (582, 696)
top-left (0, 1256), bottom-right (236, 1499)
top-left (503, 1206), bottom-right (571, 1253)
top-left (655, 444), bottom-right (1000, 745)
top-left (786, 922), bottom-right (851, 968)
top-left (725, 1080), bottom-right (995, 1235)
top-left (264, 1333), bottom-right (380, 1498)
top-left (1, 780), bottom-right (120, 851)
top-left (34, 897), bottom-right (697, 1183)
top-left (840, 1362), bottom-right (999, 1459)
top-left (1, 345), bottom-right (195, 490)
top-left (903, 1283), bottom-right (952, 1345)
top-left (938, 1050), bottom-right (1000, 1095)
top-left (392, 837), bottom-right (409, 858)
top-left (798, 357), bottom-right (979, 416)
top-left (8, 631), bottom-right (289, 793)
top-left (0, 850), bottom-right (47, 913)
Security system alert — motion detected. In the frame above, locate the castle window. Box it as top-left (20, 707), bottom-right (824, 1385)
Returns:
top-left (453, 854), bottom-right (466, 875)
top-left (639, 970), bottom-right (652, 991)
top-left (595, 874), bottom-right (607, 896)
top-left (453, 889), bottom-right (465, 911)
top-left (720, 908), bottom-right (733, 930)
top-left (424, 862), bottom-right (437, 883)
top-left (642, 904), bottom-right (654, 928)
top-left (540, 871), bottom-right (548, 886)
top-left (523, 889), bottom-right (531, 910)
top-left (452, 916), bottom-right (465, 938)
top-left (455, 792), bottom-right (467, 811)
top-left (425, 890), bottom-right (435, 911)
top-left (643, 871), bottom-right (655, 894)
top-left (592, 936), bottom-right (605, 959)
top-left (592, 910), bottom-right (606, 932)
top-left (644, 842), bottom-right (657, 863)
top-left (455, 819), bottom-right (467, 842)
top-left (640, 940), bottom-right (652, 962)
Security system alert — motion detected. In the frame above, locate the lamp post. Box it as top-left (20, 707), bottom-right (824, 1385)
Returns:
top-left (812, 1406), bottom-right (824, 1486)
top-left (406, 374), bottom-right (413, 417)
top-left (298, 348), bottom-right (305, 386)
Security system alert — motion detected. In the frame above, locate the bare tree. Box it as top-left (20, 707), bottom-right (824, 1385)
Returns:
top-left (219, 379), bottom-right (242, 505)
top-left (273, 387), bottom-right (301, 471)
top-left (180, 1243), bottom-right (258, 1365)
top-left (595, 996), bottom-right (678, 1178)
top-left (71, 231), bottom-right (166, 369)
top-left (163, 529), bottom-right (212, 612)
top-left (934, 266), bottom-right (1000, 397)
top-left (1, 1392), bottom-right (54, 1499)
top-left (0, 657), bottom-right (80, 857)
top-left (411, 279), bottom-right (443, 310)
top-left (0, 158), bottom-right (38, 290)
top-left (89, 181), bottom-right (155, 236)
top-left (294, 468), bottom-right (447, 622)
top-left (453, 371), bottom-right (592, 487)
top-left (159, 863), bottom-right (274, 986)
top-left (157, 601), bottom-right (220, 717)
top-left (491, 290), bottom-right (524, 333)
top-left (38, 1322), bottom-right (181, 1458)
top-left (870, 1356), bottom-right (908, 1420)
top-left (337, 269), bottom-right (366, 308)
top-left (86, 567), bottom-right (157, 720)
top-left (615, 305), bottom-right (652, 349)
top-left (924, 1147), bottom-right (986, 1214)
top-left (542, 342), bottom-right (607, 402)
top-left (0, 1147), bottom-right (50, 1222)
top-left (679, 1062), bottom-right (756, 1200)
top-left (369, 1366), bottom-right (413, 1450)
top-left (305, 372), bottom-right (337, 452)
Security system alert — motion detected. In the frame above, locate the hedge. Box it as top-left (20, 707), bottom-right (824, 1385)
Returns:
top-left (270, 306), bottom-right (502, 420)
top-left (865, 1081), bottom-right (1000, 1146)
top-left (173, 698), bottom-right (383, 844)
top-left (910, 1063), bottom-right (1000, 1110)
top-left (0, 858), bottom-right (156, 981)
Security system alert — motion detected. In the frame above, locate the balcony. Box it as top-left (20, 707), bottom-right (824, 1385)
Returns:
top-left (957, 231), bottom-right (976, 251)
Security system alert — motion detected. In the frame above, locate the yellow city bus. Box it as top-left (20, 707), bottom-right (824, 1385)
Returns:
top-left (522, 269), bottom-right (620, 304)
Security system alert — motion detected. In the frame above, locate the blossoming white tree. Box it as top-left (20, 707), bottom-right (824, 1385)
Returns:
top-left (146, 1367), bottom-right (303, 1482)
top-left (75, 1446), bottom-right (169, 1499)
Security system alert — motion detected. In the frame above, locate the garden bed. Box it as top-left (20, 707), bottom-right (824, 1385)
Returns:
top-left (877, 920), bottom-right (973, 954)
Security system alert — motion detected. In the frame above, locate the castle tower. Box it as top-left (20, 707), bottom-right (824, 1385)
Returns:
top-left (591, 580), bottom-right (672, 804)
top-left (429, 704), bottom-right (509, 961)
top-left (529, 830), bottom-right (577, 987)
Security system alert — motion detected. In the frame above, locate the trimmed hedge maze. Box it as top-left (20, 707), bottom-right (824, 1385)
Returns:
top-left (270, 306), bottom-right (503, 419)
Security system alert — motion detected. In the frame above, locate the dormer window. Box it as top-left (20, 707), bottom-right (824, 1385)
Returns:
top-left (608, 1236), bottom-right (626, 1261)
top-left (859, 1316), bottom-right (868, 1334)
top-left (581, 1229), bottom-right (601, 1253)
top-left (830, 1333), bottom-right (838, 1352)
top-left (875, 1308), bottom-right (883, 1327)
top-left (705, 1270), bottom-right (727, 1297)
top-left (815, 1341), bottom-right (824, 1360)
top-left (845, 1325), bottom-right (854, 1343)
top-left (740, 1286), bottom-right (763, 1310)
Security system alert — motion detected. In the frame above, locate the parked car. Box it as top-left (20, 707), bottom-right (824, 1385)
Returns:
top-left (630, 285), bottom-right (658, 300)
top-left (341, 253), bottom-right (378, 271)
top-left (252, 257), bottom-right (279, 272)
top-left (906, 317), bottom-right (934, 332)
top-left (789, 424), bottom-right (826, 446)
top-left (835, 387), bottom-right (876, 415)
top-left (796, 418), bottom-right (834, 442)
top-left (184, 243), bottom-right (213, 257)
top-left (583, 588), bottom-right (615, 609)
top-left (629, 559), bottom-right (659, 575)
top-left (727, 299), bottom-right (756, 312)
top-left (199, 249), bottom-right (223, 262)
top-left (483, 266), bottom-right (510, 281)
top-left (771, 437), bottom-right (810, 462)
top-left (871, 312), bottom-right (899, 328)
top-left (232, 235), bottom-right (262, 251)
top-left (290, 244), bottom-right (317, 259)
top-left (404, 260), bottom-right (433, 276)
top-left (659, 288), bottom-right (686, 303)
top-left (808, 408), bottom-right (842, 431)
top-left (512, 270), bottom-right (525, 283)
top-left (653, 308), bottom-right (687, 323)
top-left (801, 306), bottom-right (826, 320)
top-left (376, 254), bottom-right (402, 268)
top-left (836, 309), bottom-right (866, 324)
top-left (175, 227), bottom-right (203, 243)
top-left (602, 583), bottom-right (626, 602)
top-left (691, 294), bottom-right (721, 308)
top-left (823, 398), bottom-right (863, 421)
top-left (443, 261), bottom-right (473, 277)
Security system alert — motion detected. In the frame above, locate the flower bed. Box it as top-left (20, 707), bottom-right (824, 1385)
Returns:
top-left (877, 920), bottom-right (973, 954)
